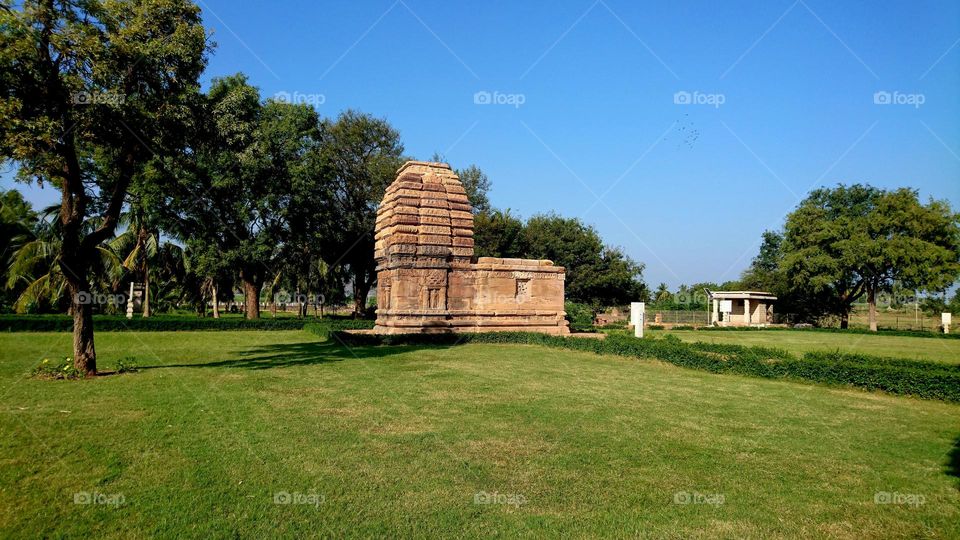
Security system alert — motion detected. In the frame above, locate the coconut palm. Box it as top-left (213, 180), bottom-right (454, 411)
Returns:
top-left (108, 209), bottom-right (159, 316)
top-left (6, 206), bottom-right (124, 314)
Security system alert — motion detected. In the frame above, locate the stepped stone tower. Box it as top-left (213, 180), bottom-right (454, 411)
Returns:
top-left (373, 161), bottom-right (569, 335)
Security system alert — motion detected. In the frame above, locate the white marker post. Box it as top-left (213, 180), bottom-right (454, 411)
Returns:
top-left (631, 302), bottom-right (645, 338)
top-left (943, 313), bottom-right (952, 334)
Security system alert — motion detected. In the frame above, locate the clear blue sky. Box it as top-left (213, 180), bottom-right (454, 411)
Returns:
top-left (4, 0), bottom-right (959, 289)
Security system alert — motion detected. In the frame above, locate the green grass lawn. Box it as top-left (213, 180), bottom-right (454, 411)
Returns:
top-left (651, 328), bottom-right (960, 365)
top-left (1, 330), bottom-right (958, 538)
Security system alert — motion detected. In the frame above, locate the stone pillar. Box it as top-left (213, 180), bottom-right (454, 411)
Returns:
top-left (126, 282), bottom-right (135, 319)
top-left (744, 299), bottom-right (751, 326)
top-left (711, 298), bottom-right (718, 324)
top-left (630, 302), bottom-right (645, 338)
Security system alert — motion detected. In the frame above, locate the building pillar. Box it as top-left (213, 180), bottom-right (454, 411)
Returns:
top-left (711, 298), bottom-right (719, 324)
top-left (744, 299), bottom-right (751, 326)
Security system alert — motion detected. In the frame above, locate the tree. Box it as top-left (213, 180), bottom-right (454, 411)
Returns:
top-left (523, 213), bottom-right (646, 306)
top-left (654, 283), bottom-right (671, 304)
top-left (0, 0), bottom-right (207, 374)
top-left (173, 75), bottom-right (321, 319)
top-left (456, 165), bottom-right (491, 214)
top-left (108, 207), bottom-right (159, 317)
top-left (781, 184), bottom-right (960, 330)
top-left (428, 153), bottom-right (492, 214)
top-left (320, 110), bottom-right (404, 316)
top-left (0, 190), bottom-right (39, 311)
top-left (473, 209), bottom-right (527, 258)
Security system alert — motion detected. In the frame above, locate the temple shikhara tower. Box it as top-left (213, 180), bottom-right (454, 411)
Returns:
top-left (373, 161), bottom-right (569, 334)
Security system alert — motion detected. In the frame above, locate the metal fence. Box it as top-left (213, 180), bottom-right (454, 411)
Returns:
top-left (598, 306), bottom-right (949, 332)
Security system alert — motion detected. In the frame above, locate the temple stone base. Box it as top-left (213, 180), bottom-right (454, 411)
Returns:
top-left (373, 161), bottom-right (569, 335)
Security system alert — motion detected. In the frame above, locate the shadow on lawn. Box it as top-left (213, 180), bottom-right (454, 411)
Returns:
top-left (140, 339), bottom-right (449, 371)
top-left (948, 435), bottom-right (960, 490)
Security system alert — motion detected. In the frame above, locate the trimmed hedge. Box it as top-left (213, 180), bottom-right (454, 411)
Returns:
top-left (676, 325), bottom-right (960, 340)
top-left (329, 330), bottom-right (960, 402)
top-left (303, 320), bottom-right (376, 339)
top-left (0, 314), bottom-right (376, 332)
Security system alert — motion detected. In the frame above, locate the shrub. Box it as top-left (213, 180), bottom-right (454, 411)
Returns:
top-left (32, 357), bottom-right (85, 380)
top-left (0, 314), bottom-right (375, 332)
top-left (565, 302), bottom-right (595, 333)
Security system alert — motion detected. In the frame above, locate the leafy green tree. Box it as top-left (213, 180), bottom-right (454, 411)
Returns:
top-left (473, 209), bottom-right (527, 258)
top-left (455, 165), bottom-right (491, 215)
top-left (429, 153), bottom-right (492, 214)
top-left (523, 213), bottom-right (646, 306)
top-left (0, 0), bottom-right (207, 374)
top-left (173, 75), bottom-right (322, 319)
top-left (781, 184), bottom-right (960, 330)
top-left (320, 110), bottom-right (404, 316)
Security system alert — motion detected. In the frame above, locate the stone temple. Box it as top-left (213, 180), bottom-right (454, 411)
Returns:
top-left (373, 161), bottom-right (569, 335)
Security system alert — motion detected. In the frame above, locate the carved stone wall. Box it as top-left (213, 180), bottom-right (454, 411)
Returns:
top-left (373, 161), bottom-right (569, 335)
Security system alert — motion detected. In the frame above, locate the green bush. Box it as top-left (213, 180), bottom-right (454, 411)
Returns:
top-left (564, 302), bottom-right (595, 333)
top-left (303, 319), bottom-right (376, 340)
top-left (0, 314), bottom-right (375, 332)
top-left (330, 330), bottom-right (960, 402)
top-left (692, 325), bottom-right (960, 340)
top-left (32, 357), bottom-right (85, 380)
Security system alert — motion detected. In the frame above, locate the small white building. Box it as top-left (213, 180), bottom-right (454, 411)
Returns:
top-left (708, 291), bottom-right (777, 327)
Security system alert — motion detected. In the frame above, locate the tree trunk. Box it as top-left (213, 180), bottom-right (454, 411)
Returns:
top-left (141, 265), bottom-right (151, 317)
top-left (212, 282), bottom-right (220, 319)
top-left (840, 311), bottom-right (849, 329)
top-left (241, 273), bottom-right (261, 319)
top-left (67, 281), bottom-right (97, 376)
top-left (867, 285), bottom-right (878, 332)
top-left (353, 272), bottom-right (371, 318)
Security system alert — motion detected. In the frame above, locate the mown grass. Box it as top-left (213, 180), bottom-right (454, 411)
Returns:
top-left (651, 328), bottom-right (960, 365)
top-left (0, 330), bottom-right (958, 538)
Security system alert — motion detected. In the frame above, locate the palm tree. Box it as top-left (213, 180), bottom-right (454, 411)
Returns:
top-left (108, 210), bottom-right (159, 317)
top-left (6, 206), bottom-right (123, 314)
top-left (654, 282), bottom-right (672, 305)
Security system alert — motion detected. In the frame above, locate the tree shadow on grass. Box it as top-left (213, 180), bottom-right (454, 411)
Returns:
top-left (139, 339), bottom-right (451, 371)
top-left (948, 435), bottom-right (960, 490)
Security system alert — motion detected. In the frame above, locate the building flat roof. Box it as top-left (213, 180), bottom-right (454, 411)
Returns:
top-left (708, 290), bottom-right (777, 301)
